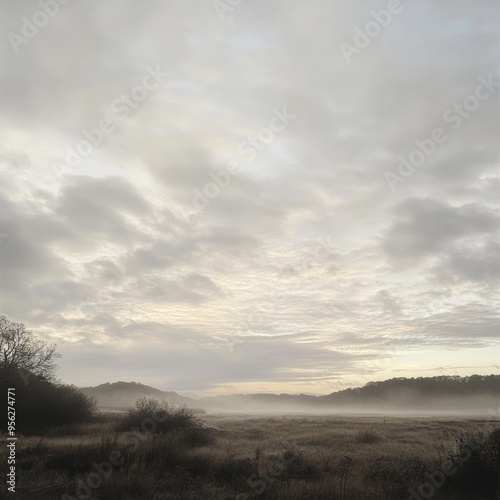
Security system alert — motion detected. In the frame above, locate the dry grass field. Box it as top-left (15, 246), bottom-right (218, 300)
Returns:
top-left (9, 413), bottom-right (500, 500)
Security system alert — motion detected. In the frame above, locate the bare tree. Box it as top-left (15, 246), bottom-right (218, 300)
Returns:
top-left (0, 316), bottom-right (60, 384)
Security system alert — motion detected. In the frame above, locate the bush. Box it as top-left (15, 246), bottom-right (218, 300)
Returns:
top-left (366, 456), bottom-right (426, 484)
top-left (116, 397), bottom-right (203, 433)
top-left (355, 429), bottom-right (382, 444)
top-left (443, 428), bottom-right (500, 498)
top-left (281, 449), bottom-right (318, 479)
top-left (1, 370), bottom-right (96, 431)
top-left (180, 427), bottom-right (215, 447)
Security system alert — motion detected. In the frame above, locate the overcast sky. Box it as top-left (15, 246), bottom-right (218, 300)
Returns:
top-left (0, 0), bottom-right (498, 396)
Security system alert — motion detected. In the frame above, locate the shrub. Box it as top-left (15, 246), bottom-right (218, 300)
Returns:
top-left (355, 429), bottom-right (382, 444)
top-left (443, 428), bottom-right (500, 498)
top-left (24, 381), bottom-right (96, 426)
top-left (281, 449), bottom-right (318, 479)
top-left (366, 456), bottom-right (426, 484)
top-left (180, 427), bottom-right (215, 447)
top-left (1, 370), bottom-right (96, 431)
top-left (116, 397), bottom-right (202, 433)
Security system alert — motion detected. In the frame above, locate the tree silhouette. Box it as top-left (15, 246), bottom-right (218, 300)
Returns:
top-left (0, 315), bottom-right (60, 384)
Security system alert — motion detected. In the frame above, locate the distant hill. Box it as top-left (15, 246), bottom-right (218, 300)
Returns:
top-left (81, 375), bottom-right (500, 415)
top-left (315, 374), bottom-right (500, 413)
top-left (80, 381), bottom-right (195, 410)
top-left (196, 375), bottom-right (500, 414)
top-left (321, 374), bottom-right (500, 400)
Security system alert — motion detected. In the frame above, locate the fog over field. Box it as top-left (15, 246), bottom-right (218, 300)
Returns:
top-left (193, 396), bottom-right (498, 417)
top-left (82, 376), bottom-right (500, 417)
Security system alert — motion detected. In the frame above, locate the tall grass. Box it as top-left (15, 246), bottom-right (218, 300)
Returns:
top-left (12, 415), bottom-right (500, 500)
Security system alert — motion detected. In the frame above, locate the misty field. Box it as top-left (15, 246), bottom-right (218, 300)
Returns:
top-left (10, 413), bottom-right (500, 500)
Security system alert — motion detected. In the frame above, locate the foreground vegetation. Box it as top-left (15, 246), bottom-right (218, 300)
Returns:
top-left (0, 316), bottom-right (97, 434)
top-left (6, 408), bottom-right (500, 499)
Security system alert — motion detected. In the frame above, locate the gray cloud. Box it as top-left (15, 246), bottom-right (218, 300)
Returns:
top-left (434, 241), bottom-right (500, 284)
top-left (383, 198), bottom-right (498, 259)
top-left (1, 0), bottom-right (498, 393)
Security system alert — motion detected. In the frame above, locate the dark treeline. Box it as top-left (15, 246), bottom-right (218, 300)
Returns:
top-left (1, 369), bottom-right (96, 432)
top-left (187, 375), bottom-right (500, 413)
top-left (0, 316), bottom-right (96, 432)
top-left (325, 375), bottom-right (500, 402)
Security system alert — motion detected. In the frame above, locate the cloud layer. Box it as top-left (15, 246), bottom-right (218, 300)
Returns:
top-left (1, 0), bottom-right (498, 395)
